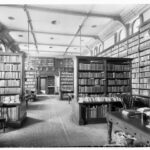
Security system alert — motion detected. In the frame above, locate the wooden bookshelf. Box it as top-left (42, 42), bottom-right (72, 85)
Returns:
top-left (25, 70), bottom-right (37, 92)
top-left (73, 56), bottom-right (132, 125)
top-left (0, 52), bottom-right (26, 127)
top-left (60, 68), bottom-right (74, 100)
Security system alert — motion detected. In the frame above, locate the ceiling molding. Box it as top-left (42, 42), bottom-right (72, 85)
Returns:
top-left (17, 41), bottom-right (85, 47)
top-left (8, 28), bottom-right (97, 38)
top-left (2, 5), bottom-right (122, 21)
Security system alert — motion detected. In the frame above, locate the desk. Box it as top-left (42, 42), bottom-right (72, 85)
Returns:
top-left (106, 111), bottom-right (150, 146)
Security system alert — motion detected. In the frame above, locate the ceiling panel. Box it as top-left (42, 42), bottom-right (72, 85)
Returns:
top-left (35, 33), bottom-right (74, 45)
top-left (92, 4), bottom-right (129, 15)
top-left (29, 9), bottom-right (85, 34)
top-left (0, 6), bottom-right (28, 30)
top-left (9, 31), bottom-right (34, 43)
top-left (37, 45), bottom-right (67, 52)
top-left (19, 44), bottom-right (36, 51)
top-left (71, 36), bottom-right (92, 46)
top-left (32, 4), bottom-right (92, 13)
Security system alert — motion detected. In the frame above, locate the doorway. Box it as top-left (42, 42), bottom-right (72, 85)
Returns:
top-left (40, 78), bottom-right (46, 94)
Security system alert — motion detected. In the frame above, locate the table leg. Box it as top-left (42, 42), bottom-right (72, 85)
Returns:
top-left (107, 120), bottom-right (113, 144)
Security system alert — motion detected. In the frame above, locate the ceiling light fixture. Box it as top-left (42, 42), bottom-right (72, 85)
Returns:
top-left (50, 37), bottom-right (54, 40)
top-left (18, 34), bottom-right (23, 37)
top-left (49, 46), bottom-right (53, 49)
top-left (91, 25), bottom-right (97, 28)
top-left (51, 20), bottom-right (57, 25)
top-left (8, 16), bottom-right (15, 20)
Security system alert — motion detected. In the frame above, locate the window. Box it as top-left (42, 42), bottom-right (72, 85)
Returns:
top-left (133, 18), bottom-right (141, 34)
top-left (119, 28), bottom-right (126, 41)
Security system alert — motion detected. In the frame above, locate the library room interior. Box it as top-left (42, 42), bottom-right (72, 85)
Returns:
top-left (1, 2), bottom-right (150, 148)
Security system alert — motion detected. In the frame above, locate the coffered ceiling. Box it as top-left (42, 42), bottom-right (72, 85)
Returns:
top-left (0, 4), bottom-right (149, 58)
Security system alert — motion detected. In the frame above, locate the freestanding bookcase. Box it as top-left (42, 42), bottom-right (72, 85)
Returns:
top-left (60, 67), bottom-right (74, 100)
top-left (72, 56), bottom-right (132, 125)
top-left (0, 52), bottom-right (26, 127)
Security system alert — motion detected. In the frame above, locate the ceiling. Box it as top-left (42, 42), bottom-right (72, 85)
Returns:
top-left (0, 4), bottom-right (149, 58)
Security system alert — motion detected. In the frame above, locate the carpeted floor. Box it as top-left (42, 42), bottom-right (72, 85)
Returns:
top-left (0, 95), bottom-right (108, 147)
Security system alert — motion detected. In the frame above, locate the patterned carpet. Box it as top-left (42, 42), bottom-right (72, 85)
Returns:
top-left (0, 95), bottom-right (107, 147)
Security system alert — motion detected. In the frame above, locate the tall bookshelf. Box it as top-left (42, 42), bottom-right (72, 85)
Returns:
top-left (0, 52), bottom-right (26, 127)
top-left (25, 70), bottom-right (37, 92)
top-left (47, 76), bottom-right (55, 94)
top-left (139, 21), bottom-right (150, 97)
top-left (60, 68), bottom-right (74, 100)
top-left (73, 56), bottom-right (132, 125)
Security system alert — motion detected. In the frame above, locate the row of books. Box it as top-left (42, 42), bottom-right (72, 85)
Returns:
top-left (79, 79), bottom-right (104, 86)
top-left (140, 66), bottom-right (150, 72)
top-left (79, 72), bottom-right (104, 78)
top-left (61, 82), bottom-right (73, 85)
top-left (107, 86), bottom-right (130, 93)
top-left (0, 64), bottom-right (21, 71)
top-left (79, 94), bottom-right (104, 97)
top-left (132, 68), bottom-right (139, 73)
top-left (107, 64), bottom-right (130, 71)
top-left (132, 83), bottom-right (140, 88)
top-left (132, 79), bottom-right (139, 84)
top-left (140, 61), bottom-right (150, 66)
top-left (86, 105), bottom-right (108, 119)
top-left (61, 78), bottom-right (73, 82)
top-left (140, 30), bottom-right (150, 42)
top-left (0, 55), bottom-right (21, 62)
top-left (107, 72), bottom-right (130, 78)
top-left (128, 35), bottom-right (139, 43)
top-left (139, 84), bottom-right (150, 89)
top-left (107, 79), bottom-right (130, 85)
top-left (128, 40), bottom-right (139, 48)
top-left (25, 82), bottom-right (36, 85)
top-left (25, 75), bottom-right (36, 78)
top-left (140, 55), bottom-right (150, 61)
top-left (128, 45), bottom-right (138, 55)
top-left (140, 23), bottom-right (150, 32)
top-left (5, 72), bottom-right (20, 79)
top-left (79, 63), bottom-right (104, 71)
top-left (140, 78), bottom-right (150, 83)
top-left (140, 89), bottom-right (149, 96)
top-left (79, 85), bottom-right (104, 93)
top-left (140, 72), bottom-right (150, 77)
top-left (0, 80), bottom-right (20, 87)
top-left (140, 40), bottom-right (150, 50)
top-left (78, 96), bottom-right (121, 103)
top-left (61, 72), bottom-right (73, 76)
top-left (26, 79), bottom-right (36, 82)
top-left (0, 88), bottom-right (20, 94)
top-left (140, 49), bottom-right (149, 56)
top-left (1, 95), bottom-right (20, 103)
top-left (61, 85), bottom-right (73, 91)
top-left (132, 89), bottom-right (139, 95)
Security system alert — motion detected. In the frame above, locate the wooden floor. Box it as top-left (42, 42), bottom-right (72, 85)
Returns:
top-left (0, 95), bottom-right (108, 147)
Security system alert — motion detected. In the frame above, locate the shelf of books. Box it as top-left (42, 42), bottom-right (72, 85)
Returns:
top-left (0, 52), bottom-right (26, 127)
top-left (60, 68), bottom-right (74, 100)
top-left (139, 22), bottom-right (150, 97)
top-left (25, 70), bottom-right (37, 92)
top-left (73, 56), bottom-right (132, 125)
top-left (47, 76), bottom-right (55, 94)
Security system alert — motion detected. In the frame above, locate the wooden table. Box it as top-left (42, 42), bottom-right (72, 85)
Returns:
top-left (106, 111), bottom-right (150, 146)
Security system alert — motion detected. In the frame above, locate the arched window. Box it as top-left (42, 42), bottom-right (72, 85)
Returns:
top-left (119, 28), bottom-right (126, 41)
top-left (133, 18), bottom-right (141, 34)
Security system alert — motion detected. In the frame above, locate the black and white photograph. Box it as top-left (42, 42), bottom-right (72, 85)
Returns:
top-left (0, 0), bottom-right (150, 148)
